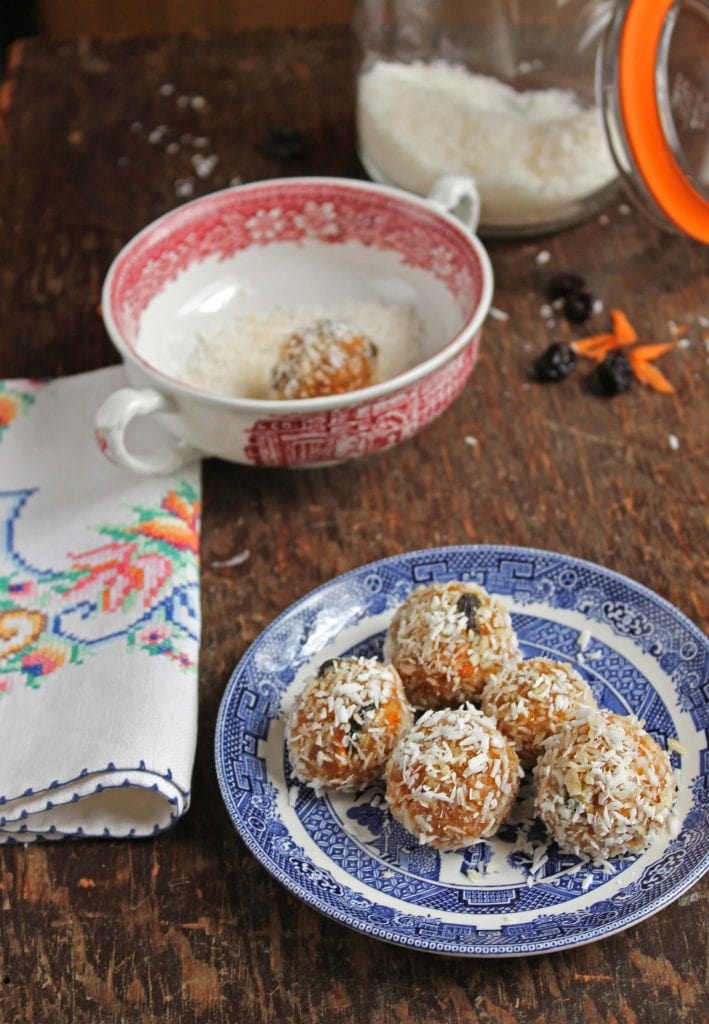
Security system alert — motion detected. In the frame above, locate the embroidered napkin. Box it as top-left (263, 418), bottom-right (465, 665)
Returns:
top-left (0, 366), bottom-right (201, 842)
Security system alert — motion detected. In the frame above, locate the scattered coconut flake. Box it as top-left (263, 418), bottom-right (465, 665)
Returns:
top-left (229, 174), bottom-right (243, 187)
top-left (530, 844), bottom-right (550, 875)
top-left (619, 203), bottom-right (631, 215)
top-left (191, 153), bottom-right (219, 179)
top-left (577, 630), bottom-right (592, 652)
top-left (174, 177), bottom-right (195, 198)
top-left (165, 141), bottom-right (180, 155)
top-left (177, 95), bottom-right (191, 108)
top-left (464, 435), bottom-right (478, 447)
top-left (191, 95), bottom-right (208, 110)
top-left (667, 737), bottom-right (686, 755)
top-left (668, 434), bottom-right (680, 451)
top-left (536, 250), bottom-right (551, 265)
top-left (148, 125), bottom-right (169, 145)
top-left (592, 298), bottom-right (604, 315)
top-left (539, 303), bottom-right (554, 318)
top-left (598, 213), bottom-right (610, 226)
top-left (192, 136), bottom-right (210, 149)
top-left (677, 337), bottom-right (691, 349)
top-left (211, 549), bottom-right (250, 568)
top-left (489, 306), bottom-right (509, 322)
top-left (159, 82), bottom-right (175, 96)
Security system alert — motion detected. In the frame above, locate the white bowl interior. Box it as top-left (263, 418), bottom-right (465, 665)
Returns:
top-left (135, 240), bottom-right (466, 396)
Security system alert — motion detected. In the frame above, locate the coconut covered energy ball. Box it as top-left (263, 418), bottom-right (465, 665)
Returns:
top-left (384, 581), bottom-right (518, 709)
top-left (534, 709), bottom-right (675, 861)
top-left (385, 705), bottom-right (523, 850)
top-left (481, 657), bottom-right (597, 766)
top-left (269, 318), bottom-right (377, 399)
top-left (286, 656), bottom-right (413, 792)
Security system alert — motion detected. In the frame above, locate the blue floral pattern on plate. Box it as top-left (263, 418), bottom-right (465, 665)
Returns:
top-left (215, 545), bottom-right (708, 956)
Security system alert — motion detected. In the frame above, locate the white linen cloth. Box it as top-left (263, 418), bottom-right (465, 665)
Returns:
top-left (0, 367), bottom-right (201, 842)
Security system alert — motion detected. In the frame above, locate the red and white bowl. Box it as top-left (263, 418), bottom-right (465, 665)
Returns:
top-left (97, 176), bottom-right (493, 472)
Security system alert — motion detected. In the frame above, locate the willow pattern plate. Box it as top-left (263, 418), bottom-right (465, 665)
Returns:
top-left (215, 545), bottom-right (708, 956)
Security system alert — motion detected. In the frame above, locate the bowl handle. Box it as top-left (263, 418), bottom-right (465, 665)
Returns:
top-left (95, 387), bottom-right (203, 475)
top-left (426, 175), bottom-right (481, 234)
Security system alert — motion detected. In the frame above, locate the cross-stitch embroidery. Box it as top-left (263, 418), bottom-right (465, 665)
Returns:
top-left (0, 482), bottom-right (201, 694)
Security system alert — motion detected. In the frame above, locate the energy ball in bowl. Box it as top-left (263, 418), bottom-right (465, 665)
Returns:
top-left (480, 657), bottom-right (597, 766)
top-left (286, 656), bottom-right (413, 793)
top-left (269, 318), bottom-right (377, 399)
top-left (385, 705), bottom-right (523, 850)
top-left (384, 581), bottom-right (518, 709)
top-left (534, 709), bottom-right (675, 861)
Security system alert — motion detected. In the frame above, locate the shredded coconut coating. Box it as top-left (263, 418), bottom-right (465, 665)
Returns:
top-left (384, 582), bottom-right (519, 709)
top-left (269, 318), bottom-right (377, 399)
top-left (385, 705), bottom-right (523, 851)
top-left (286, 656), bottom-right (413, 792)
top-left (533, 709), bottom-right (675, 861)
top-left (481, 657), bottom-right (597, 766)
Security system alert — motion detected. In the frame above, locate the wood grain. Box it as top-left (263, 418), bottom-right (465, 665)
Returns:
top-left (0, 27), bottom-right (707, 1024)
top-left (36, 0), bottom-right (357, 38)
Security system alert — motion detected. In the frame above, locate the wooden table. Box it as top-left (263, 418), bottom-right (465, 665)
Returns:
top-left (1, 27), bottom-right (707, 1024)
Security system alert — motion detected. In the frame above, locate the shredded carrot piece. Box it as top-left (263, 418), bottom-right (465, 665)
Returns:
top-left (610, 309), bottom-right (638, 345)
top-left (562, 306), bottom-right (679, 395)
top-left (629, 341), bottom-right (675, 361)
top-left (572, 333), bottom-right (616, 356)
top-left (628, 354), bottom-right (676, 394)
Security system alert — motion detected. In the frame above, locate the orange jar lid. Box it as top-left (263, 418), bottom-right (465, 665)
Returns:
top-left (601, 0), bottom-right (709, 243)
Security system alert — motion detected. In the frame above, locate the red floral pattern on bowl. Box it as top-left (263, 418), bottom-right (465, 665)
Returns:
top-left (99, 177), bottom-right (493, 471)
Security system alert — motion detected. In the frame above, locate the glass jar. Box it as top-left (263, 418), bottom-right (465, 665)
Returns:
top-left (355, 0), bottom-right (709, 242)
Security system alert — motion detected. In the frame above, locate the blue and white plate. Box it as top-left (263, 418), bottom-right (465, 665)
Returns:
top-left (215, 545), bottom-right (708, 956)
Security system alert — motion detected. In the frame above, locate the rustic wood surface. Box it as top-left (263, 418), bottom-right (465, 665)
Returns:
top-left (0, 27), bottom-right (707, 1024)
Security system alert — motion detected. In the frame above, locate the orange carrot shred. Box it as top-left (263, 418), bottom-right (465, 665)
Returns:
top-left (572, 333), bottom-right (616, 356)
top-left (630, 358), bottom-right (676, 394)
top-left (610, 309), bottom-right (638, 345)
top-left (629, 341), bottom-right (675, 361)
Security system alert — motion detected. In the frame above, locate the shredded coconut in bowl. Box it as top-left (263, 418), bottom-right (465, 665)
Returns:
top-left (178, 300), bottom-right (424, 399)
top-left (357, 60), bottom-right (618, 228)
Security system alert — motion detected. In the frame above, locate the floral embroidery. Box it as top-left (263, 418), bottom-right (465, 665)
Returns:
top-left (0, 481), bottom-right (200, 694)
top-left (0, 381), bottom-right (46, 441)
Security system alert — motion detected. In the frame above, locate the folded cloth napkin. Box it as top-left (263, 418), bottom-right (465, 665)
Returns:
top-left (0, 366), bottom-right (201, 842)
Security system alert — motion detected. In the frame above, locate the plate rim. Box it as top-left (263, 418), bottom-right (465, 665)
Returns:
top-left (214, 542), bottom-right (709, 956)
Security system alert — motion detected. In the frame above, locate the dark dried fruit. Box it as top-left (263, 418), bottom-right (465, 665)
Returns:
top-left (563, 290), bottom-right (594, 324)
top-left (318, 658), bottom-right (339, 678)
top-left (348, 702), bottom-right (376, 736)
top-left (533, 342), bottom-right (578, 382)
top-left (547, 272), bottom-right (585, 302)
top-left (456, 593), bottom-right (480, 632)
top-left (597, 351), bottom-right (633, 395)
top-left (261, 125), bottom-right (307, 161)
